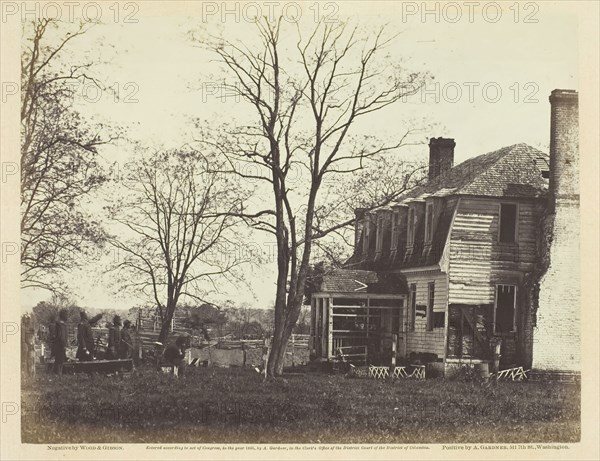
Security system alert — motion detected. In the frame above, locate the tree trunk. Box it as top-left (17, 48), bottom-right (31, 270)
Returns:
top-left (273, 320), bottom-right (295, 376)
top-left (267, 296), bottom-right (305, 377)
top-left (158, 321), bottom-right (170, 346)
top-left (266, 206), bottom-right (315, 378)
top-left (266, 304), bottom-right (284, 378)
top-left (157, 301), bottom-right (176, 344)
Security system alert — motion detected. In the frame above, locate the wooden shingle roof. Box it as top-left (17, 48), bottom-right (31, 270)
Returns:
top-left (319, 269), bottom-right (408, 295)
top-left (399, 143), bottom-right (548, 202)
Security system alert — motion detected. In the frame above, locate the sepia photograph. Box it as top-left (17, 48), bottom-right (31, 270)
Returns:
top-left (1, 1), bottom-right (598, 459)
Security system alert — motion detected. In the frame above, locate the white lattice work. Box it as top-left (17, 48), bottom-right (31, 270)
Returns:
top-left (492, 366), bottom-right (529, 381)
top-left (392, 367), bottom-right (409, 378)
top-left (409, 365), bottom-right (426, 379)
top-left (367, 365), bottom-right (426, 379)
top-left (368, 366), bottom-right (390, 379)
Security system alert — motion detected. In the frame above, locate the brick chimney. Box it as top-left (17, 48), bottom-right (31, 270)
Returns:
top-left (428, 137), bottom-right (455, 180)
top-left (531, 89), bottom-right (579, 379)
top-left (549, 89), bottom-right (579, 207)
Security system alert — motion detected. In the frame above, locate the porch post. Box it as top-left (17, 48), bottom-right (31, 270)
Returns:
top-left (392, 333), bottom-right (397, 369)
top-left (314, 297), bottom-right (321, 357)
top-left (309, 297), bottom-right (316, 356)
top-left (328, 297), bottom-right (334, 359)
top-left (321, 298), bottom-right (327, 359)
top-left (366, 297), bottom-right (370, 349)
top-left (403, 301), bottom-right (408, 359)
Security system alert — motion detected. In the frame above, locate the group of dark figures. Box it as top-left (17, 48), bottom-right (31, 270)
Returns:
top-left (48, 308), bottom-right (190, 376)
top-left (50, 309), bottom-right (135, 374)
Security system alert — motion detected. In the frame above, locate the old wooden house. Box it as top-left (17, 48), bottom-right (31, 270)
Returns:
top-left (311, 89), bottom-right (580, 378)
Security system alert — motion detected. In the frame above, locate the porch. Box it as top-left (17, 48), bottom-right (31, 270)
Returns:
top-left (309, 269), bottom-right (408, 366)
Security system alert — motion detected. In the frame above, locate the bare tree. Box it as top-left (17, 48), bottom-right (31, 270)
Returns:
top-left (310, 155), bottom-right (427, 266)
top-left (21, 19), bottom-right (113, 291)
top-left (107, 148), bottom-right (246, 343)
top-left (196, 19), bottom-right (430, 377)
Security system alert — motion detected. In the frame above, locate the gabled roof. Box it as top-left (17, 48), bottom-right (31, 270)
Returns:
top-left (398, 143), bottom-right (548, 202)
top-left (318, 269), bottom-right (408, 295)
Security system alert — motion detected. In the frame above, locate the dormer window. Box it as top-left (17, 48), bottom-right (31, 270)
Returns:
top-left (425, 201), bottom-right (434, 243)
top-left (407, 206), bottom-right (416, 247)
top-left (535, 156), bottom-right (550, 179)
top-left (375, 214), bottom-right (384, 255)
top-left (391, 210), bottom-right (400, 250)
top-left (362, 215), bottom-right (371, 255)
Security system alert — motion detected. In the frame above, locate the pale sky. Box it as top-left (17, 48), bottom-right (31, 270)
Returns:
top-left (19, 1), bottom-right (579, 311)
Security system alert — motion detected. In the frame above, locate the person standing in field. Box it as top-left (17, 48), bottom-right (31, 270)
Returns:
top-left (21, 314), bottom-right (36, 377)
top-left (130, 324), bottom-right (142, 365)
top-left (52, 309), bottom-right (69, 374)
top-left (76, 311), bottom-right (103, 361)
top-left (163, 335), bottom-right (189, 376)
top-left (47, 314), bottom-right (56, 349)
top-left (106, 315), bottom-right (122, 360)
top-left (120, 320), bottom-right (133, 359)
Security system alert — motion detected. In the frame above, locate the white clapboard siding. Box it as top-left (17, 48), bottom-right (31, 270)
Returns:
top-left (404, 272), bottom-right (447, 358)
top-left (448, 198), bottom-right (541, 304)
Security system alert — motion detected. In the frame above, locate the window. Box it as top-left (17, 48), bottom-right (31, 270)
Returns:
top-left (425, 202), bottom-right (434, 243)
top-left (391, 211), bottom-right (400, 250)
top-left (375, 214), bottom-right (384, 254)
top-left (407, 207), bottom-right (415, 247)
top-left (494, 284), bottom-right (517, 333)
top-left (499, 203), bottom-right (518, 243)
top-left (433, 312), bottom-right (445, 328)
top-left (412, 208), bottom-right (418, 243)
top-left (362, 217), bottom-right (370, 255)
top-left (535, 156), bottom-right (550, 179)
top-left (426, 282), bottom-right (435, 331)
top-left (409, 283), bottom-right (417, 332)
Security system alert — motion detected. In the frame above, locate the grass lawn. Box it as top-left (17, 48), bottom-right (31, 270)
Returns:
top-left (21, 366), bottom-right (580, 444)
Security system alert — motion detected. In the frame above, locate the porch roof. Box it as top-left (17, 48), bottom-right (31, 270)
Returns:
top-left (317, 269), bottom-right (408, 295)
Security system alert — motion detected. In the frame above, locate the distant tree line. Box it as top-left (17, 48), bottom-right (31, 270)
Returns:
top-left (131, 302), bottom-right (310, 340)
top-left (30, 294), bottom-right (123, 332)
